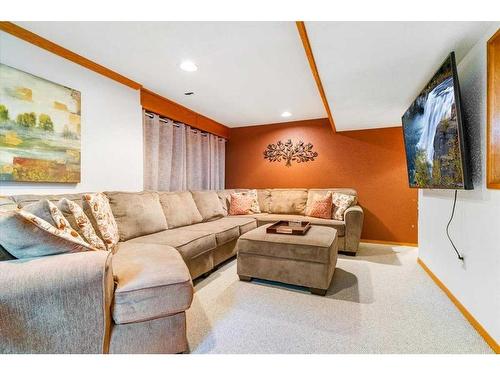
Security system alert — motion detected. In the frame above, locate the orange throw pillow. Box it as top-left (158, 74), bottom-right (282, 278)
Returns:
top-left (305, 193), bottom-right (333, 219)
top-left (229, 193), bottom-right (254, 215)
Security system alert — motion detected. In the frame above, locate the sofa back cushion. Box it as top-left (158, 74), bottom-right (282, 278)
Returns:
top-left (256, 189), bottom-right (272, 213)
top-left (269, 189), bottom-right (308, 214)
top-left (191, 191), bottom-right (225, 222)
top-left (104, 191), bottom-right (167, 242)
top-left (158, 191), bottom-right (203, 229)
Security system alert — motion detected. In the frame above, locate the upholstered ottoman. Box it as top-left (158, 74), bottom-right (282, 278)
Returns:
top-left (236, 224), bottom-right (338, 295)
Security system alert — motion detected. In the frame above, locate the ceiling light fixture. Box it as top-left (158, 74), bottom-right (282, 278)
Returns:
top-left (180, 60), bottom-right (198, 72)
top-left (281, 111), bottom-right (292, 118)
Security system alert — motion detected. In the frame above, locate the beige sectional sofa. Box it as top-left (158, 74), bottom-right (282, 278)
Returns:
top-left (0, 188), bottom-right (363, 354)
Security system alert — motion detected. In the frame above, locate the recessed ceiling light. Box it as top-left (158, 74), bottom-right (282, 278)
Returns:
top-left (180, 60), bottom-right (198, 72)
top-left (281, 111), bottom-right (292, 118)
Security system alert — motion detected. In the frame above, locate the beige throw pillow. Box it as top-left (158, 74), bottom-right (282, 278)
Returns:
top-left (331, 192), bottom-right (356, 221)
top-left (57, 198), bottom-right (107, 250)
top-left (0, 210), bottom-right (96, 259)
top-left (82, 193), bottom-right (120, 250)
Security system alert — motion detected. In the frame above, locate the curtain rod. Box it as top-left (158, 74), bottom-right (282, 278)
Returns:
top-left (144, 110), bottom-right (226, 141)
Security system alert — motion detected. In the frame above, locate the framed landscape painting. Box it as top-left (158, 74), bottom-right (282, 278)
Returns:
top-left (0, 63), bottom-right (81, 183)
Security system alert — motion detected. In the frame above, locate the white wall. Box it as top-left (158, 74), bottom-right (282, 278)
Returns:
top-left (0, 31), bottom-right (143, 195)
top-left (419, 25), bottom-right (500, 345)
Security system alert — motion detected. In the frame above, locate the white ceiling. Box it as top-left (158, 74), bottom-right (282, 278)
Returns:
top-left (13, 21), bottom-right (497, 130)
top-left (305, 21), bottom-right (497, 131)
top-left (16, 21), bottom-right (326, 127)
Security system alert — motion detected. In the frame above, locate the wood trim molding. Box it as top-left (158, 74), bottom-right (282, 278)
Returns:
top-left (361, 239), bottom-right (418, 247)
top-left (417, 258), bottom-right (499, 353)
top-left (296, 21), bottom-right (336, 133)
top-left (487, 28), bottom-right (500, 189)
top-left (0, 21), bottom-right (142, 90)
top-left (141, 88), bottom-right (230, 139)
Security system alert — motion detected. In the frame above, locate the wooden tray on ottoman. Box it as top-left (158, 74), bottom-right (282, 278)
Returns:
top-left (266, 220), bottom-right (311, 235)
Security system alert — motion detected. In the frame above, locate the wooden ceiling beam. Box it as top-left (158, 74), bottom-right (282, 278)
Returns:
top-left (296, 21), bottom-right (336, 133)
top-left (0, 21), bottom-right (142, 90)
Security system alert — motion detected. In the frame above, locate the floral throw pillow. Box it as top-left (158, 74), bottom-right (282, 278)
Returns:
top-left (331, 192), bottom-right (356, 221)
top-left (232, 190), bottom-right (261, 213)
top-left (305, 193), bottom-right (333, 219)
top-left (229, 193), bottom-right (255, 215)
top-left (82, 193), bottom-right (119, 250)
top-left (57, 198), bottom-right (107, 251)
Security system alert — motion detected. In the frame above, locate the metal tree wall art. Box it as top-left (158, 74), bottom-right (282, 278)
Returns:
top-left (263, 139), bottom-right (318, 167)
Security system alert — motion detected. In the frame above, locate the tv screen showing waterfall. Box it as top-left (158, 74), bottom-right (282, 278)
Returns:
top-left (401, 52), bottom-right (473, 190)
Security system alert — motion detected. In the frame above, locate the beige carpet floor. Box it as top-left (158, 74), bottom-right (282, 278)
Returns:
top-left (186, 243), bottom-right (492, 353)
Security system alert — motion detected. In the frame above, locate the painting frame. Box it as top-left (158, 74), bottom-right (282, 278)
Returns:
top-left (0, 63), bottom-right (81, 183)
top-left (487, 29), bottom-right (500, 189)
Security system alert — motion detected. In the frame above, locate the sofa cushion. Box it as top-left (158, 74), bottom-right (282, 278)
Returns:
top-left (56, 198), bottom-right (107, 250)
top-left (229, 193), bottom-right (255, 215)
top-left (191, 191), bottom-right (225, 222)
top-left (105, 191), bottom-right (167, 241)
top-left (256, 189), bottom-right (272, 213)
top-left (158, 191), bottom-right (203, 228)
top-left (269, 189), bottom-right (308, 214)
top-left (252, 213), bottom-right (345, 236)
top-left (216, 189), bottom-right (237, 216)
top-left (128, 228), bottom-right (216, 259)
top-left (0, 210), bottom-right (95, 259)
top-left (183, 220), bottom-right (240, 246)
top-left (304, 192), bottom-right (333, 219)
top-left (331, 192), bottom-right (357, 221)
top-left (23, 199), bottom-right (74, 231)
top-left (237, 224), bottom-right (337, 264)
top-left (112, 242), bottom-right (193, 324)
top-left (218, 216), bottom-right (258, 235)
top-left (82, 193), bottom-right (120, 250)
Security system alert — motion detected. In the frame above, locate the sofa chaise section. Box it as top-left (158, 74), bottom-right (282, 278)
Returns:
top-left (110, 241), bottom-right (193, 354)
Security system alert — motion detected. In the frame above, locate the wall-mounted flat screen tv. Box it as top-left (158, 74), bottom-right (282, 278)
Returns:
top-left (402, 52), bottom-right (473, 190)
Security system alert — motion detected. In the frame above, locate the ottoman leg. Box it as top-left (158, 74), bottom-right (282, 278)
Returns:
top-left (239, 275), bottom-right (252, 282)
top-left (310, 287), bottom-right (327, 296)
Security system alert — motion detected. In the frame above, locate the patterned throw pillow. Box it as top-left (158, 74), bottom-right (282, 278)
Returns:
top-left (82, 193), bottom-right (120, 250)
top-left (57, 198), bottom-right (107, 251)
top-left (305, 193), bottom-right (333, 219)
top-left (331, 192), bottom-right (356, 221)
top-left (0, 210), bottom-right (96, 259)
top-left (23, 199), bottom-right (73, 231)
top-left (229, 193), bottom-right (255, 215)
top-left (231, 190), bottom-right (261, 214)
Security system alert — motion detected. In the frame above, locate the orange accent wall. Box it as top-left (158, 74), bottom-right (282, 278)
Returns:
top-left (225, 118), bottom-right (418, 243)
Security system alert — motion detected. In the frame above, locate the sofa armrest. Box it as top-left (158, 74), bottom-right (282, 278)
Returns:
top-left (0, 251), bottom-right (113, 354)
top-left (344, 205), bottom-right (364, 254)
